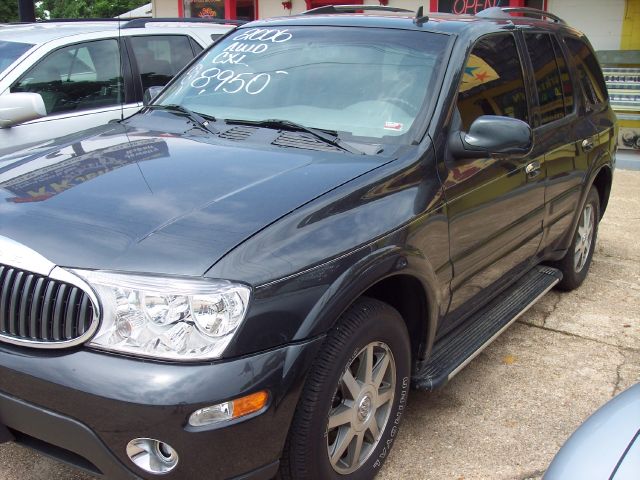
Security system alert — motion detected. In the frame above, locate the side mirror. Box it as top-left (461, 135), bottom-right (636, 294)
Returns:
top-left (143, 86), bottom-right (164, 106)
top-left (0, 92), bottom-right (46, 128)
top-left (449, 115), bottom-right (532, 159)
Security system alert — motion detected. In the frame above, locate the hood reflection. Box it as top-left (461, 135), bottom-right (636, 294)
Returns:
top-left (0, 138), bottom-right (169, 203)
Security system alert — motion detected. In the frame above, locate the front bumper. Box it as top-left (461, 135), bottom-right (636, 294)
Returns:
top-left (0, 336), bottom-right (324, 479)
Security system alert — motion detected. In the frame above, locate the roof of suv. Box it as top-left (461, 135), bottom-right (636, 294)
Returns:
top-left (249, 8), bottom-right (579, 39)
top-left (0, 20), bottom-right (234, 45)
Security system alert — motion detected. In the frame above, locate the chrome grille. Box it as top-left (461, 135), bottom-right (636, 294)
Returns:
top-left (0, 264), bottom-right (95, 343)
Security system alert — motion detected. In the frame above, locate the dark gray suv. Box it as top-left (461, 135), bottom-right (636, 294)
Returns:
top-left (0, 6), bottom-right (616, 480)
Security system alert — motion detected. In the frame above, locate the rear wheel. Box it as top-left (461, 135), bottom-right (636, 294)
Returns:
top-left (554, 187), bottom-right (600, 291)
top-left (280, 297), bottom-right (410, 480)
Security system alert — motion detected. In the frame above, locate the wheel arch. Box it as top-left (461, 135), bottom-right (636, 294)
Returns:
top-left (293, 246), bottom-right (441, 364)
top-left (592, 164), bottom-right (612, 219)
top-left (361, 275), bottom-right (429, 363)
top-left (555, 161), bottom-right (613, 254)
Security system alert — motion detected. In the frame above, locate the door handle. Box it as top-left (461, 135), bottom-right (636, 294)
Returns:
top-left (582, 138), bottom-right (595, 152)
top-left (525, 161), bottom-right (541, 178)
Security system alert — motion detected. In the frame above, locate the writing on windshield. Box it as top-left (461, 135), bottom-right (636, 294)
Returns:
top-left (157, 27), bottom-right (449, 142)
top-left (181, 28), bottom-right (293, 97)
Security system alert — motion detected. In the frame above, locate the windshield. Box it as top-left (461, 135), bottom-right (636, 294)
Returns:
top-left (0, 40), bottom-right (33, 75)
top-left (156, 26), bottom-right (449, 143)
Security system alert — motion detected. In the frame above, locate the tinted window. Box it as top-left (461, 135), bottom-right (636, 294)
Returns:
top-left (130, 35), bottom-right (195, 91)
top-left (551, 35), bottom-right (574, 116)
top-left (524, 33), bottom-right (565, 125)
top-left (0, 40), bottom-right (33, 74)
top-left (12, 39), bottom-right (122, 115)
top-left (564, 36), bottom-right (608, 106)
top-left (458, 34), bottom-right (528, 131)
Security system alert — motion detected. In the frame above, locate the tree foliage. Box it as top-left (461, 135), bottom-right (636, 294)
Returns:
top-left (0, 0), bottom-right (150, 22)
top-left (0, 1), bottom-right (19, 22)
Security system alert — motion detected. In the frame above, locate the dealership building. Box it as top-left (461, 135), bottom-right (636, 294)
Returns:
top-left (150, 0), bottom-right (639, 52)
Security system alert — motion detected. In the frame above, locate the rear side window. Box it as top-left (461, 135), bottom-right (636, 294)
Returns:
top-left (564, 36), bottom-right (608, 106)
top-left (524, 33), bottom-right (565, 125)
top-left (130, 35), bottom-right (195, 91)
top-left (457, 34), bottom-right (529, 131)
top-left (551, 35), bottom-right (574, 116)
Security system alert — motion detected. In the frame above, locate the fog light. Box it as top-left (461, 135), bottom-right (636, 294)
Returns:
top-left (188, 390), bottom-right (269, 427)
top-left (126, 438), bottom-right (178, 474)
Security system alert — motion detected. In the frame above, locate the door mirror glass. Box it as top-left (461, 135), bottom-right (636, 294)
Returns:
top-left (0, 92), bottom-right (46, 128)
top-left (143, 86), bottom-right (164, 106)
top-left (449, 115), bottom-right (532, 158)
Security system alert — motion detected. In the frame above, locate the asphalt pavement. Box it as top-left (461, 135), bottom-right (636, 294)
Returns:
top-left (1, 168), bottom-right (639, 480)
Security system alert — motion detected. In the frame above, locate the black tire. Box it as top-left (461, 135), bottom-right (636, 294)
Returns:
top-left (280, 297), bottom-right (411, 480)
top-left (553, 187), bottom-right (600, 291)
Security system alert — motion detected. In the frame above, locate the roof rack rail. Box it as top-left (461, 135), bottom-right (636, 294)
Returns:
top-left (30, 17), bottom-right (246, 27)
top-left (302, 5), bottom-right (413, 15)
top-left (36, 18), bottom-right (125, 23)
top-left (476, 6), bottom-right (566, 24)
top-left (122, 17), bottom-right (247, 28)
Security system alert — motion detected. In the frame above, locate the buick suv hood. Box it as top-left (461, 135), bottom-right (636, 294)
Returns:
top-left (0, 115), bottom-right (385, 276)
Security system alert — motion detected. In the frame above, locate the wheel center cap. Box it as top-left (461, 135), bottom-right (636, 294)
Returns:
top-left (357, 395), bottom-right (372, 422)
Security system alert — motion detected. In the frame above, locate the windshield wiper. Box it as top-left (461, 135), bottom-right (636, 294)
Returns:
top-left (225, 118), bottom-right (364, 155)
top-left (146, 104), bottom-right (218, 134)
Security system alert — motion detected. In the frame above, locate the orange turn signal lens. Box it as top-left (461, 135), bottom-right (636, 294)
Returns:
top-left (232, 390), bottom-right (269, 418)
top-left (188, 390), bottom-right (269, 427)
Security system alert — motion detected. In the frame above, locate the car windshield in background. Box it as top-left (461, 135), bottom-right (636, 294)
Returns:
top-left (156, 27), bottom-right (449, 142)
top-left (0, 40), bottom-right (33, 75)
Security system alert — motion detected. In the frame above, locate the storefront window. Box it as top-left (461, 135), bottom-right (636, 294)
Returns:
top-left (434, 0), bottom-right (509, 14)
top-left (433, 0), bottom-right (545, 14)
top-left (183, 0), bottom-right (225, 18)
top-left (236, 0), bottom-right (256, 21)
top-left (525, 0), bottom-right (545, 9)
top-left (182, 0), bottom-right (256, 21)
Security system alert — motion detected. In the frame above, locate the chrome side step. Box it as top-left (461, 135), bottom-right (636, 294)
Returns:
top-left (411, 266), bottom-right (562, 391)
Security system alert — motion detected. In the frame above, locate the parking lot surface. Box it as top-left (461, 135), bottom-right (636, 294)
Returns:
top-left (1, 169), bottom-right (639, 480)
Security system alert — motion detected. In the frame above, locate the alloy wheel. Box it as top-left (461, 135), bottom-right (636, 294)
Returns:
top-left (574, 203), bottom-right (595, 273)
top-left (326, 341), bottom-right (396, 474)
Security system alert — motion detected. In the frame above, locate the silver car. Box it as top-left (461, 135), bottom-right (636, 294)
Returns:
top-left (0, 19), bottom-right (236, 156)
top-left (545, 383), bottom-right (640, 480)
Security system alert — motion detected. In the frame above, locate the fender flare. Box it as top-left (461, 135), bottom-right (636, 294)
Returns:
top-left (292, 244), bottom-right (442, 361)
top-left (556, 155), bottom-right (613, 253)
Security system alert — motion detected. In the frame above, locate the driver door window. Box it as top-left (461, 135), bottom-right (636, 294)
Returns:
top-left (457, 34), bottom-right (529, 131)
top-left (12, 39), bottom-right (123, 115)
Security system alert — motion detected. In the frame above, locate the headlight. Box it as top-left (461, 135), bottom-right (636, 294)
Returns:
top-left (74, 270), bottom-right (251, 361)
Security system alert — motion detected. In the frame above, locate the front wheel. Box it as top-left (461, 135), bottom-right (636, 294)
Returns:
top-left (280, 298), bottom-right (411, 480)
top-left (553, 186), bottom-right (600, 291)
